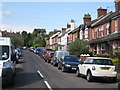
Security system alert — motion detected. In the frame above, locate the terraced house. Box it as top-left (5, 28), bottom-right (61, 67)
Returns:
top-left (45, 0), bottom-right (120, 56)
top-left (89, 0), bottom-right (120, 56)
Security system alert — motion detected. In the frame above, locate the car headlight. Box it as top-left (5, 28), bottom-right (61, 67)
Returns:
top-left (65, 64), bottom-right (71, 67)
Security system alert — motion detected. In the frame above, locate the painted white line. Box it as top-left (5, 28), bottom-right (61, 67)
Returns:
top-left (44, 81), bottom-right (53, 90)
top-left (37, 70), bottom-right (44, 78)
top-left (34, 64), bottom-right (39, 69)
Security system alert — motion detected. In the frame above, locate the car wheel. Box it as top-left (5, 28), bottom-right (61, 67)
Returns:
top-left (44, 59), bottom-right (47, 62)
top-left (58, 64), bottom-right (60, 70)
top-left (110, 77), bottom-right (117, 83)
top-left (50, 61), bottom-right (53, 65)
top-left (62, 66), bottom-right (66, 72)
top-left (87, 71), bottom-right (93, 82)
top-left (76, 69), bottom-right (80, 77)
top-left (47, 60), bottom-right (50, 63)
top-left (53, 62), bottom-right (56, 67)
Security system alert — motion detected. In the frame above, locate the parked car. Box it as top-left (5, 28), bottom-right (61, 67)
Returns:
top-left (45, 51), bottom-right (54, 63)
top-left (51, 50), bottom-right (69, 66)
top-left (23, 46), bottom-right (27, 50)
top-left (58, 55), bottom-right (81, 72)
top-left (76, 57), bottom-right (117, 82)
top-left (41, 49), bottom-right (47, 59)
top-left (16, 48), bottom-right (22, 58)
top-left (29, 47), bottom-right (35, 52)
top-left (34, 47), bottom-right (43, 55)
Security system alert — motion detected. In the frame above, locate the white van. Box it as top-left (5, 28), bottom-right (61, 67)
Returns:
top-left (0, 37), bottom-right (16, 85)
top-left (51, 50), bottom-right (70, 66)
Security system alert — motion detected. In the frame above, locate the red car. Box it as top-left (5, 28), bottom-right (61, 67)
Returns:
top-left (45, 51), bottom-right (54, 63)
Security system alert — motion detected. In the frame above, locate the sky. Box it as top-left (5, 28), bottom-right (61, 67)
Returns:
top-left (0, 0), bottom-right (115, 34)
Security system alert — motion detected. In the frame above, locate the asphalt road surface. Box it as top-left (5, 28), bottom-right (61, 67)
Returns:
top-left (3, 50), bottom-right (118, 90)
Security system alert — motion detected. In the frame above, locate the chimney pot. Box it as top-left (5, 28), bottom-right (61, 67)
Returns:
top-left (97, 7), bottom-right (107, 18)
top-left (83, 14), bottom-right (91, 24)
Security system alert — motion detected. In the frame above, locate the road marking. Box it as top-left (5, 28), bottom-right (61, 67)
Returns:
top-left (34, 64), bottom-right (39, 69)
top-left (44, 81), bottom-right (53, 90)
top-left (37, 70), bottom-right (44, 78)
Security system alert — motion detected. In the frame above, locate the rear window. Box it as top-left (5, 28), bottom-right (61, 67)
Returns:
top-left (0, 45), bottom-right (9, 60)
top-left (58, 52), bottom-right (69, 58)
top-left (94, 59), bottom-right (113, 65)
top-left (64, 56), bottom-right (79, 62)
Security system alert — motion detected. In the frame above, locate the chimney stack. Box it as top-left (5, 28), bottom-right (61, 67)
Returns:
top-left (83, 14), bottom-right (91, 24)
top-left (115, 0), bottom-right (120, 12)
top-left (97, 7), bottom-right (107, 18)
top-left (70, 19), bottom-right (75, 30)
top-left (67, 23), bottom-right (71, 28)
top-left (62, 28), bottom-right (66, 33)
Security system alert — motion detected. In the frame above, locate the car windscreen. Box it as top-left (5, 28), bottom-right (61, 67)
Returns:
top-left (64, 56), bottom-right (79, 62)
top-left (0, 45), bottom-right (9, 60)
top-left (94, 59), bottom-right (113, 65)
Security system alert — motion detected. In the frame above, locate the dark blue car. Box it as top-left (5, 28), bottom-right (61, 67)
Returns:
top-left (58, 55), bottom-right (81, 72)
top-left (34, 47), bottom-right (43, 55)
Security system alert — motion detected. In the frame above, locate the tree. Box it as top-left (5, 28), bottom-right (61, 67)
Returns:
top-left (68, 39), bottom-right (89, 57)
top-left (3, 32), bottom-right (24, 48)
top-left (21, 31), bottom-right (27, 38)
top-left (21, 31), bottom-right (28, 46)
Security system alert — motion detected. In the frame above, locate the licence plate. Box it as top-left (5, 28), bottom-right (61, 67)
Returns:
top-left (101, 68), bottom-right (110, 70)
top-left (72, 68), bottom-right (76, 70)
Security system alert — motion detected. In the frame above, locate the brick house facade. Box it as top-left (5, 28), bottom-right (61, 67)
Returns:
top-left (89, 1), bottom-right (120, 56)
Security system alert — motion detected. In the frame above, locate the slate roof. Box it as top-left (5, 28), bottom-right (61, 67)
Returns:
top-left (91, 11), bottom-right (120, 27)
top-left (59, 30), bottom-right (70, 38)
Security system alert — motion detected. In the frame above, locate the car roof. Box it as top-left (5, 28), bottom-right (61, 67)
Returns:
top-left (87, 57), bottom-right (111, 60)
top-left (62, 55), bottom-right (77, 58)
top-left (55, 50), bottom-right (69, 52)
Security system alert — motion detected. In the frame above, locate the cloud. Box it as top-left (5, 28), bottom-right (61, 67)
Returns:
top-left (0, 24), bottom-right (34, 33)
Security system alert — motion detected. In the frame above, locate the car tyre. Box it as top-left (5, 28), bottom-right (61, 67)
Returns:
top-left (110, 77), bottom-right (117, 83)
top-left (53, 62), bottom-right (56, 67)
top-left (87, 71), bottom-right (93, 82)
top-left (76, 69), bottom-right (80, 77)
top-left (62, 66), bottom-right (66, 72)
top-left (47, 60), bottom-right (50, 63)
top-left (58, 64), bottom-right (60, 70)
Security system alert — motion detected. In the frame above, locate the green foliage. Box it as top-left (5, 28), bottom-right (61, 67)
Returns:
top-left (3, 33), bottom-right (24, 48)
top-left (33, 44), bottom-right (40, 48)
top-left (96, 55), bottom-right (109, 58)
top-left (68, 39), bottom-right (89, 57)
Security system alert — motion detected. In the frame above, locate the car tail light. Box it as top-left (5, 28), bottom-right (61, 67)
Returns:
top-left (92, 66), bottom-right (96, 70)
top-left (49, 56), bottom-right (52, 58)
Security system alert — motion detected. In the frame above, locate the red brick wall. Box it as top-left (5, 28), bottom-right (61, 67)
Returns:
top-left (111, 19), bottom-right (115, 33)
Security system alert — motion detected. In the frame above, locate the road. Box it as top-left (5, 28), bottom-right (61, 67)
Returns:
top-left (3, 50), bottom-right (118, 90)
